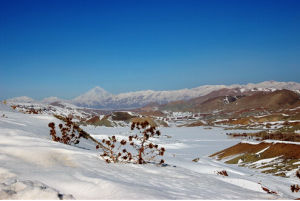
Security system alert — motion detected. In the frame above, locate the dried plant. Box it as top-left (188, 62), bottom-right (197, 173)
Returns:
top-left (192, 157), bottom-right (200, 162)
top-left (48, 117), bottom-right (82, 145)
top-left (291, 184), bottom-right (300, 193)
top-left (217, 170), bottom-right (228, 176)
top-left (97, 121), bottom-right (165, 165)
top-left (296, 170), bottom-right (300, 180)
top-left (261, 186), bottom-right (277, 195)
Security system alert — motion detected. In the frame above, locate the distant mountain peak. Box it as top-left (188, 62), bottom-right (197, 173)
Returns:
top-left (86, 86), bottom-right (112, 97)
top-left (91, 86), bottom-right (107, 91)
top-left (72, 86), bottom-right (113, 107)
top-left (88, 86), bottom-right (110, 94)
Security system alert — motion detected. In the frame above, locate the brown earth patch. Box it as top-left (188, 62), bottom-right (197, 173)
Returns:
top-left (131, 116), bottom-right (168, 127)
top-left (85, 115), bottom-right (114, 127)
top-left (227, 131), bottom-right (300, 142)
top-left (210, 142), bottom-right (300, 160)
top-left (180, 121), bottom-right (206, 127)
top-left (86, 116), bottom-right (100, 124)
top-left (131, 117), bottom-right (157, 127)
top-left (111, 112), bottom-right (135, 121)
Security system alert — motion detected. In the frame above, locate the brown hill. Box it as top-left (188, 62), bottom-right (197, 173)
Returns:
top-left (225, 89), bottom-right (300, 112)
top-left (210, 142), bottom-right (300, 160)
top-left (111, 112), bottom-right (135, 122)
top-left (210, 141), bottom-right (300, 177)
top-left (85, 115), bottom-right (114, 127)
top-left (158, 88), bottom-right (246, 112)
top-left (86, 116), bottom-right (101, 124)
top-left (158, 89), bottom-right (300, 113)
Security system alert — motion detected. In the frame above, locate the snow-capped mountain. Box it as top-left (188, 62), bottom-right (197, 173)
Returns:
top-left (242, 81), bottom-right (300, 92)
top-left (6, 81), bottom-right (300, 109)
top-left (73, 86), bottom-right (113, 107)
top-left (72, 81), bottom-right (300, 109)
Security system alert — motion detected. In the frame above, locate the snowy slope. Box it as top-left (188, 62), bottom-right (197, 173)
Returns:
top-left (0, 103), bottom-right (298, 199)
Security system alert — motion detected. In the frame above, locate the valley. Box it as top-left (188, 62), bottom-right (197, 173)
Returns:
top-left (1, 81), bottom-right (300, 199)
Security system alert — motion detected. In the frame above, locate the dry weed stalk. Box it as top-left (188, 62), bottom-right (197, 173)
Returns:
top-left (97, 121), bottom-right (165, 165)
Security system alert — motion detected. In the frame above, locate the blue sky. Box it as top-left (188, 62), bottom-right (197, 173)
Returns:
top-left (0, 0), bottom-right (300, 100)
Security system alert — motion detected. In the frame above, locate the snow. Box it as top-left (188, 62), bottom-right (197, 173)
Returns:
top-left (256, 146), bottom-right (270, 155)
top-left (241, 140), bottom-right (261, 145)
top-left (263, 140), bottom-right (300, 145)
top-left (252, 156), bottom-right (281, 165)
top-left (5, 101), bottom-right (91, 121)
top-left (242, 139), bottom-right (300, 145)
top-left (0, 177), bottom-right (74, 200)
top-left (293, 161), bottom-right (300, 165)
top-left (0, 103), bottom-right (298, 199)
top-left (216, 177), bottom-right (265, 193)
top-left (294, 130), bottom-right (300, 134)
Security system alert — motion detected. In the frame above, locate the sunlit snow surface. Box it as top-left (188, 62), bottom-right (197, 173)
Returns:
top-left (0, 103), bottom-right (298, 199)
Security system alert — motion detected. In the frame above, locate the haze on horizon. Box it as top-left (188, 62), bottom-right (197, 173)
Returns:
top-left (1, 0), bottom-right (300, 100)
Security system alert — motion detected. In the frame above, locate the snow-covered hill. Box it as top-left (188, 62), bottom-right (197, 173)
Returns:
top-left (6, 81), bottom-right (300, 109)
top-left (0, 103), bottom-right (298, 199)
top-left (7, 96), bottom-right (35, 104)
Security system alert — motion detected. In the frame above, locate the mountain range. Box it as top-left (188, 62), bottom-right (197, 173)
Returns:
top-left (6, 81), bottom-right (300, 109)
